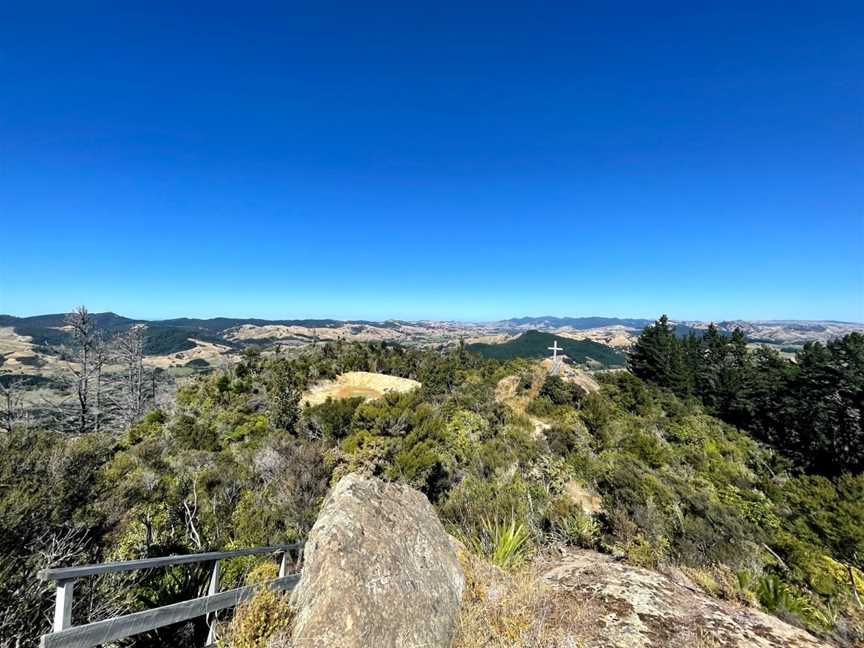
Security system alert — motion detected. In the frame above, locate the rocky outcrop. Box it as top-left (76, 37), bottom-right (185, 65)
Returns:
top-left (288, 473), bottom-right (464, 648)
top-left (541, 550), bottom-right (830, 647)
top-left (281, 475), bottom-right (826, 648)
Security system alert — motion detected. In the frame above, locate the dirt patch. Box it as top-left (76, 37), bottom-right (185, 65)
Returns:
top-left (564, 480), bottom-right (603, 514)
top-left (495, 362), bottom-right (601, 441)
top-left (302, 371), bottom-right (421, 407)
top-left (495, 366), bottom-right (546, 413)
top-left (495, 367), bottom-right (551, 439)
top-left (494, 375), bottom-right (521, 402)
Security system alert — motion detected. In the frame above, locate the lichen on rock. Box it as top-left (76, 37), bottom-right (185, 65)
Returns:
top-left (541, 550), bottom-right (832, 647)
top-left (287, 473), bottom-right (464, 648)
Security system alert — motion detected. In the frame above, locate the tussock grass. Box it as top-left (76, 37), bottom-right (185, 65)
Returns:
top-left (453, 550), bottom-right (601, 648)
top-left (466, 517), bottom-right (533, 570)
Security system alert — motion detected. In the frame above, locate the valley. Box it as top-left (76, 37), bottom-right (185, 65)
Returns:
top-left (2, 312), bottom-right (859, 386)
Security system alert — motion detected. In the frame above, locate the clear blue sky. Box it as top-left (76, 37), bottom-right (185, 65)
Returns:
top-left (1, 2), bottom-right (862, 322)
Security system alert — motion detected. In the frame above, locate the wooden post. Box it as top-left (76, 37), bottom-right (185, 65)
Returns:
top-left (205, 561), bottom-right (221, 646)
top-left (279, 551), bottom-right (289, 578)
top-left (53, 580), bottom-right (74, 632)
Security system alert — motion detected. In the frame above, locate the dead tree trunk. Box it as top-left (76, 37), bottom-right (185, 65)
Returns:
top-left (0, 379), bottom-right (30, 433)
top-left (111, 324), bottom-right (149, 428)
top-left (64, 306), bottom-right (99, 434)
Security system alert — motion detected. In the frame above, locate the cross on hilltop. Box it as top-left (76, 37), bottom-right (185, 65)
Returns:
top-left (548, 340), bottom-right (563, 361)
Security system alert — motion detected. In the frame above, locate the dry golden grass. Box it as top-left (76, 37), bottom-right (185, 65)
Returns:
top-left (494, 365), bottom-right (546, 414)
top-left (225, 323), bottom-right (402, 343)
top-left (555, 328), bottom-right (636, 350)
top-left (453, 550), bottom-right (602, 648)
top-left (220, 589), bottom-right (293, 648)
top-left (142, 338), bottom-right (232, 369)
top-left (0, 326), bottom-right (63, 375)
top-left (301, 371), bottom-right (421, 406)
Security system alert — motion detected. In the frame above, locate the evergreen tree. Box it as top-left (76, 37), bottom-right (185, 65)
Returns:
top-left (634, 315), bottom-right (863, 476)
top-left (791, 334), bottom-right (864, 474)
top-left (267, 359), bottom-right (301, 432)
top-left (680, 331), bottom-right (702, 395)
top-left (696, 323), bottom-right (726, 405)
top-left (629, 315), bottom-right (689, 395)
top-left (712, 328), bottom-right (752, 427)
top-left (746, 345), bottom-right (795, 442)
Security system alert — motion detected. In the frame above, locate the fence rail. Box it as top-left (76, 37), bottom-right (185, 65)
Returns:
top-left (38, 543), bottom-right (302, 648)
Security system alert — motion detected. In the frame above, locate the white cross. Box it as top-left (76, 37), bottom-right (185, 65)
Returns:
top-left (548, 340), bottom-right (563, 361)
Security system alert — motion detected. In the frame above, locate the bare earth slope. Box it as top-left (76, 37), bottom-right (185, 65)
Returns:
top-left (302, 371), bottom-right (421, 406)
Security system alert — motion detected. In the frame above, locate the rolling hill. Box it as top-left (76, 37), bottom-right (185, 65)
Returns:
top-left (1, 312), bottom-right (859, 376)
top-left (0, 313), bottom-right (234, 355)
top-left (467, 330), bottom-right (627, 367)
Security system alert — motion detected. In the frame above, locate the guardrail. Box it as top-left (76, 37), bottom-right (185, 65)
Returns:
top-left (38, 543), bottom-right (302, 648)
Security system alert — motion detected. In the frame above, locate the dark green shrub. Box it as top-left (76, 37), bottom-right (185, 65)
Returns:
top-left (302, 396), bottom-right (364, 443)
top-left (539, 375), bottom-right (584, 406)
top-left (171, 414), bottom-right (218, 451)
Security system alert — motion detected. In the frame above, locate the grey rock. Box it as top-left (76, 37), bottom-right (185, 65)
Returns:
top-left (289, 473), bottom-right (464, 648)
top-left (542, 550), bottom-right (832, 647)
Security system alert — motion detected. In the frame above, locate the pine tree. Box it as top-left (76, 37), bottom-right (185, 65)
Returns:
top-left (630, 315), bottom-right (688, 395)
top-left (791, 334), bottom-right (864, 473)
top-left (268, 359), bottom-right (301, 432)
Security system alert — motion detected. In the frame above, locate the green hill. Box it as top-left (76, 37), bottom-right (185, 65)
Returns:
top-left (467, 330), bottom-right (626, 367)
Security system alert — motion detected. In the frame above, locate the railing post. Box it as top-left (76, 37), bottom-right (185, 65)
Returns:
top-left (279, 551), bottom-right (289, 578)
top-left (39, 543), bottom-right (300, 648)
top-left (53, 579), bottom-right (74, 632)
top-left (205, 561), bottom-right (221, 646)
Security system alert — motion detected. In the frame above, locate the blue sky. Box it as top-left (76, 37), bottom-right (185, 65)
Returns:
top-left (1, 2), bottom-right (862, 322)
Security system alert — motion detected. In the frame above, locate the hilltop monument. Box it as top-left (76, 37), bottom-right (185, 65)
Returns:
top-left (548, 339), bottom-right (564, 374)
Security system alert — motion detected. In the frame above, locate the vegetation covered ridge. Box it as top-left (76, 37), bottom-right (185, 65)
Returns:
top-left (1, 314), bottom-right (862, 646)
top-left (467, 330), bottom-right (626, 367)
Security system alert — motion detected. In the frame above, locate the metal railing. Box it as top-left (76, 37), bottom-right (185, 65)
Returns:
top-left (37, 543), bottom-right (302, 648)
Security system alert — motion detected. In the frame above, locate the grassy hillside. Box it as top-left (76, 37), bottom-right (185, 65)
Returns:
top-left (468, 330), bottom-right (626, 367)
top-left (0, 313), bottom-right (235, 356)
top-left (142, 326), bottom-right (230, 355)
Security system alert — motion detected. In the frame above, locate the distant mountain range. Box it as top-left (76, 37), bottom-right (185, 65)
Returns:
top-left (493, 316), bottom-right (656, 330)
top-left (0, 313), bottom-right (380, 355)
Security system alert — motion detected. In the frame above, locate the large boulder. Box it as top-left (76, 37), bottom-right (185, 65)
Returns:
top-left (289, 473), bottom-right (464, 648)
top-left (541, 550), bottom-right (831, 647)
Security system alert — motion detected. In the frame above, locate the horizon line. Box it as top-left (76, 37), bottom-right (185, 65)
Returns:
top-left (2, 310), bottom-right (862, 326)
